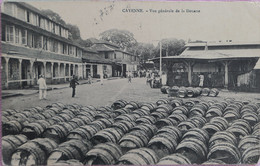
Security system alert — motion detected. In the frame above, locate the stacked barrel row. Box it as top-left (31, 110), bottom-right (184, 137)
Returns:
top-left (2, 97), bottom-right (260, 165)
top-left (161, 86), bottom-right (219, 98)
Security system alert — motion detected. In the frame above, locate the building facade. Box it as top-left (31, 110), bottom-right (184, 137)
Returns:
top-left (90, 41), bottom-right (140, 77)
top-left (1, 2), bottom-right (85, 89)
top-left (152, 41), bottom-right (260, 91)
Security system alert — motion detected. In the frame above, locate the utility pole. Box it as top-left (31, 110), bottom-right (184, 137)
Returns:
top-left (159, 40), bottom-right (162, 77)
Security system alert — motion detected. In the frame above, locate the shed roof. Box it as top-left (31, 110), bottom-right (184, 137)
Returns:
top-left (254, 58), bottom-right (260, 69)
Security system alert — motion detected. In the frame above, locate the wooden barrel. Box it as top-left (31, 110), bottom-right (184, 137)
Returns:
top-left (11, 142), bottom-right (44, 166)
top-left (91, 127), bottom-right (124, 145)
top-left (111, 121), bottom-right (136, 133)
top-left (202, 159), bottom-right (226, 164)
top-left (241, 112), bottom-right (259, 126)
top-left (209, 88), bottom-right (219, 97)
top-left (67, 124), bottom-right (101, 140)
top-left (43, 122), bottom-right (79, 143)
top-left (169, 113), bottom-right (187, 123)
top-left (90, 118), bottom-right (114, 129)
top-left (207, 142), bottom-right (240, 164)
top-left (115, 114), bottom-right (138, 122)
top-left (178, 87), bottom-right (187, 98)
top-left (189, 116), bottom-right (207, 127)
top-left (47, 139), bottom-right (92, 165)
top-left (125, 101), bottom-right (140, 110)
top-left (136, 116), bottom-right (157, 124)
top-left (155, 118), bottom-right (178, 129)
top-left (156, 104), bottom-right (173, 114)
top-left (201, 88), bottom-right (210, 96)
top-left (231, 119), bottom-right (252, 134)
top-left (202, 123), bottom-right (225, 137)
top-left (119, 130), bottom-right (151, 149)
top-left (132, 108), bottom-right (150, 117)
top-left (176, 137), bottom-right (208, 164)
top-left (95, 112), bottom-right (116, 119)
top-left (210, 117), bottom-right (228, 129)
top-left (182, 128), bottom-right (209, 143)
top-left (156, 126), bottom-right (182, 141)
top-left (51, 159), bottom-right (84, 166)
top-left (2, 134), bottom-right (28, 165)
top-left (252, 122), bottom-right (260, 137)
top-left (226, 125), bottom-right (250, 138)
top-left (178, 120), bottom-right (198, 132)
top-left (151, 111), bottom-right (169, 120)
top-left (111, 99), bottom-right (128, 110)
top-left (114, 108), bottom-right (132, 116)
top-left (209, 131), bottom-right (237, 149)
top-left (117, 148), bottom-right (159, 165)
top-left (84, 142), bottom-right (122, 165)
top-left (161, 86), bottom-right (170, 94)
top-left (238, 135), bottom-right (260, 154)
top-left (206, 106), bottom-right (223, 119)
top-left (156, 98), bottom-right (171, 105)
top-left (157, 153), bottom-right (191, 165)
top-left (2, 120), bottom-right (23, 135)
top-left (187, 87), bottom-right (200, 97)
top-left (141, 103), bottom-right (157, 112)
top-left (79, 109), bottom-right (97, 117)
top-left (170, 99), bottom-right (183, 107)
top-left (51, 113), bottom-right (75, 123)
top-left (131, 123), bottom-right (158, 138)
top-left (189, 103), bottom-right (208, 117)
top-left (97, 106), bottom-right (113, 112)
top-left (22, 120), bottom-right (52, 139)
top-left (223, 110), bottom-right (240, 122)
top-left (148, 132), bottom-right (178, 158)
top-left (3, 108), bottom-right (20, 116)
top-left (242, 103), bottom-right (259, 112)
top-left (184, 101), bottom-right (196, 111)
top-left (50, 102), bottom-right (65, 109)
top-left (167, 87), bottom-right (179, 97)
top-left (70, 116), bottom-right (94, 126)
top-left (241, 145), bottom-right (260, 164)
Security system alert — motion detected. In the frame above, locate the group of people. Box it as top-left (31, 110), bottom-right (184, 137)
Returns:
top-left (37, 75), bottom-right (80, 99)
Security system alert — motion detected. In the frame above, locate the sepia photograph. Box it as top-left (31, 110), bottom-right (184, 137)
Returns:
top-left (1, 0), bottom-right (260, 165)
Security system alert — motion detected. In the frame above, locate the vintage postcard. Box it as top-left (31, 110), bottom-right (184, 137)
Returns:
top-left (1, 0), bottom-right (260, 165)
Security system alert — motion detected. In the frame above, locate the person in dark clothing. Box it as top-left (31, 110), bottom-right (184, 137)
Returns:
top-left (70, 75), bottom-right (79, 97)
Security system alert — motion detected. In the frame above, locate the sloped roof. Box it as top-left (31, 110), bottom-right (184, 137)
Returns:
top-left (254, 58), bottom-right (260, 69)
top-left (186, 41), bottom-right (260, 47)
top-left (90, 43), bottom-right (116, 52)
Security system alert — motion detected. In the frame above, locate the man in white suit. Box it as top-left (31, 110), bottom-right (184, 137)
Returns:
top-left (37, 75), bottom-right (47, 100)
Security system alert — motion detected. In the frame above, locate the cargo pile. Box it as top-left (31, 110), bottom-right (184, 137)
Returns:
top-left (2, 98), bottom-right (260, 165)
top-left (161, 86), bottom-right (220, 98)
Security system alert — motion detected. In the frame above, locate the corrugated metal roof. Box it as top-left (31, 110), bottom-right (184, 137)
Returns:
top-left (186, 41), bottom-right (260, 47)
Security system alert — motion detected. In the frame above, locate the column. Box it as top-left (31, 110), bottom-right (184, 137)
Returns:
top-left (73, 64), bottom-right (76, 76)
top-left (68, 64), bottom-right (71, 80)
top-left (64, 63), bottom-right (66, 82)
top-left (18, 59), bottom-right (22, 88)
top-left (57, 62), bottom-right (60, 83)
top-left (50, 62), bottom-right (54, 83)
top-left (90, 64), bottom-right (93, 77)
top-left (5, 57), bottom-right (9, 89)
top-left (43, 61), bottom-right (47, 78)
top-left (187, 62), bottom-right (192, 86)
top-left (224, 61), bottom-right (229, 88)
top-left (29, 60), bottom-right (34, 86)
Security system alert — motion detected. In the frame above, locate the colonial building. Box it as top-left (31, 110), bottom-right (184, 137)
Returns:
top-left (90, 41), bottom-right (140, 77)
top-left (152, 41), bottom-right (260, 91)
top-left (1, 2), bottom-right (85, 89)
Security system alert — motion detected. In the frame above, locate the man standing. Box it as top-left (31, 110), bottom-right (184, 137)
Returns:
top-left (128, 71), bottom-right (132, 83)
top-left (37, 75), bottom-right (47, 100)
top-left (100, 72), bottom-right (104, 85)
top-left (70, 75), bottom-right (79, 97)
top-left (199, 73), bottom-right (204, 87)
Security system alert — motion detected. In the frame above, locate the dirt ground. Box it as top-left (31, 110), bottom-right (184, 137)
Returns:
top-left (1, 78), bottom-right (260, 111)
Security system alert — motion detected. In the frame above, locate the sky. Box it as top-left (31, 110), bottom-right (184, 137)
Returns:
top-left (25, 0), bottom-right (260, 44)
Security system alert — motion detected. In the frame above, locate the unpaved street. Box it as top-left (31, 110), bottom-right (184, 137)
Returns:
top-left (2, 78), bottom-right (260, 111)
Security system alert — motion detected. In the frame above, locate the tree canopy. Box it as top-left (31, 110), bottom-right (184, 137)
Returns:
top-left (154, 38), bottom-right (186, 57)
top-left (99, 29), bottom-right (137, 50)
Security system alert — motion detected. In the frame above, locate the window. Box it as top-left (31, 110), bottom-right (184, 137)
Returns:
top-left (15, 28), bottom-right (19, 44)
top-left (54, 40), bottom-right (58, 52)
top-left (26, 11), bottom-right (30, 23)
top-left (43, 36), bottom-right (48, 50)
top-left (17, 6), bottom-right (26, 21)
top-left (21, 29), bottom-right (27, 44)
top-left (2, 25), bottom-right (6, 41)
top-left (114, 53), bottom-right (116, 59)
top-left (6, 25), bottom-right (14, 43)
top-left (105, 52), bottom-right (109, 59)
top-left (63, 44), bottom-right (68, 54)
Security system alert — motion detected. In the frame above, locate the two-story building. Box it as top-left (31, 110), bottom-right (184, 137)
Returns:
top-left (151, 41), bottom-right (260, 91)
top-left (90, 41), bottom-right (140, 77)
top-left (1, 2), bottom-right (85, 89)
